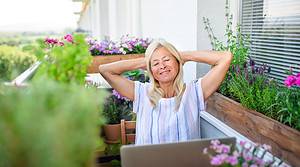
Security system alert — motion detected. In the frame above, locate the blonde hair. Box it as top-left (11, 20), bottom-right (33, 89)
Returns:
top-left (145, 39), bottom-right (186, 111)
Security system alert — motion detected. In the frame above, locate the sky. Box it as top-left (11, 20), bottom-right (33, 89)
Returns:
top-left (0, 0), bottom-right (81, 32)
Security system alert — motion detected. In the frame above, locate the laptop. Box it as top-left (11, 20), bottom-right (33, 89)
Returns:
top-left (121, 137), bottom-right (236, 167)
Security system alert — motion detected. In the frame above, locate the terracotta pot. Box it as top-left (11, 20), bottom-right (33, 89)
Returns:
top-left (206, 92), bottom-right (300, 166)
top-left (88, 54), bottom-right (144, 73)
top-left (103, 124), bottom-right (121, 143)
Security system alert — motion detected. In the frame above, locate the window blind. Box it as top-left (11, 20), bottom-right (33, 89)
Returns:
top-left (241, 0), bottom-right (300, 82)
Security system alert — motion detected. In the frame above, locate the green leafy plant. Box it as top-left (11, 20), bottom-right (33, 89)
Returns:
top-left (0, 78), bottom-right (107, 167)
top-left (34, 34), bottom-right (92, 85)
top-left (203, 0), bottom-right (249, 67)
top-left (123, 69), bottom-right (149, 83)
top-left (0, 45), bottom-right (36, 81)
top-left (101, 70), bottom-right (148, 124)
top-left (203, 0), bottom-right (300, 130)
top-left (102, 90), bottom-right (133, 124)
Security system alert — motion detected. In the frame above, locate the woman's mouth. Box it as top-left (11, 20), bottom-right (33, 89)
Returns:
top-left (160, 70), bottom-right (170, 75)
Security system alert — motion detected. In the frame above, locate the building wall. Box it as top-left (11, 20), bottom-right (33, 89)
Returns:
top-left (140, 0), bottom-right (198, 82)
top-left (77, 0), bottom-right (239, 82)
top-left (196, 0), bottom-right (240, 77)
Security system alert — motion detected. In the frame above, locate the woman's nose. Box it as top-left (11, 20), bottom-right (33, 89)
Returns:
top-left (159, 63), bottom-right (166, 69)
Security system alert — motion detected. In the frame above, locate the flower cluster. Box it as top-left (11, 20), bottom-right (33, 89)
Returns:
top-left (203, 140), bottom-right (285, 167)
top-left (112, 89), bottom-right (129, 101)
top-left (87, 35), bottom-right (152, 56)
top-left (44, 34), bottom-right (74, 48)
top-left (284, 73), bottom-right (300, 88)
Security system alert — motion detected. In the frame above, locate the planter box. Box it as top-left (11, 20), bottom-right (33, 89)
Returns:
top-left (88, 54), bottom-right (145, 73)
top-left (206, 92), bottom-right (300, 166)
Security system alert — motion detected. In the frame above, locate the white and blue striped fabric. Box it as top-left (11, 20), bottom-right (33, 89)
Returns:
top-left (133, 78), bottom-right (205, 145)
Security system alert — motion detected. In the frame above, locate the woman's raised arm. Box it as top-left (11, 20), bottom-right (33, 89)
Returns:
top-left (181, 51), bottom-right (233, 101)
top-left (99, 57), bottom-right (146, 101)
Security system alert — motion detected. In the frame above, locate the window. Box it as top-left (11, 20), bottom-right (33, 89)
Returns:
top-left (241, 0), bottom-right (300, 82)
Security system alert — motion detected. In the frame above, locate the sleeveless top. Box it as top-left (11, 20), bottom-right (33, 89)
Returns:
top-left (133, 78), bottom-right (205, 145)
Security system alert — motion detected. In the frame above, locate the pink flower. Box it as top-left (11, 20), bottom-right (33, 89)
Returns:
top-left (243, 151), bottom-right (253, 162)
top-left (262, 144), bottom-right (271, 151)
top-left (295, 75), bottom-right (300, 86)
top-left (45, 37), bottom-right (58, 45)
top-left (225, 155), bottom-right (238, 165)
top-left (239, 140), bottom-right (247, 147)
top-left (210, 154), bottom-right (227, 165)
top-left (211, 139), bottom-right (220, 146)
top-left (242, 162), bottom-right (249, 167)
top-left (222, 144), bottom-right (231, 153)
top-left (64, 34), bottom-right (73, 43)
top-left (284, 75), bottom-right (296, 87)
top-left (58, 41), bottom-right (64, 46)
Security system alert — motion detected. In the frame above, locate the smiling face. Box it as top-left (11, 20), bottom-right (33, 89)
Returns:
top-left (150, 47), bottom-right (179, 84)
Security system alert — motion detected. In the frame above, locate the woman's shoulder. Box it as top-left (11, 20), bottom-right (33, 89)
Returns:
top-left (134, 81), bottom-right (150, 88)
top-left (134, 81), bottom-right (150, 94)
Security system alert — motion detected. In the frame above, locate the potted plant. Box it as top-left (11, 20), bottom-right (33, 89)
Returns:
top-left (203, 1), bottom-right (300, 166)
top-left (102, 89), bottom-right (133, 143)
top-left (101, 70), bottom-right (148, 143)
top-left (86, 35), bottom-right (151, 73)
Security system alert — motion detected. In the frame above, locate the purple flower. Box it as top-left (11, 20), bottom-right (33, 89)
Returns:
top-left (249, 59), bottom-right (255, 66)
top-left (211, 139), bottom-right (220, 146)
top-left (243, 151), bottom-right (253, 162)
top-left (284, 75), bottom-right (296, 87)
top-left (112, 89), bottom-right (129, 101)
top-left (210, 154), bottom-right (227, 165)
top-left (64, 34), bottom-right (73, 43)
top-left (222, 144), bottom-right (231, 153)
top-left (253, 157), bottom-right (264, 166)
top-left (204, 140), bottom-right (277, 167)
top-left (225, 155), bottom-right (238, 165)
top-left (242, 162), bottom-right (249, 167)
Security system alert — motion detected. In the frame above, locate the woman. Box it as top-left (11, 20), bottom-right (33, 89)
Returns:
top-left (99, 39), bottom-right (232, 145)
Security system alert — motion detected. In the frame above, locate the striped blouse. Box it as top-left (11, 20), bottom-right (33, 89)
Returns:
top-left (133, 78), bottom-right (205, 145)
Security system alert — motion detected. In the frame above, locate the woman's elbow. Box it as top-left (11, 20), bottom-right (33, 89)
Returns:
top-left (98, 65), bottom-right (107, 75)
top-left (225, 51), bottom-right (233, 63)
